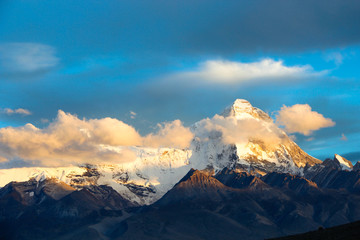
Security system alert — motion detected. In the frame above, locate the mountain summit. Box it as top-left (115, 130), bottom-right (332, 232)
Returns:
top-left (222, 99), bottom-right (272, 121)
top-left (334, 154), bottom-right (353, 170)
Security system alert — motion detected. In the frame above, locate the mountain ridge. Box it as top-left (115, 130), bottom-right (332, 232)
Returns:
top-left (0, 99), bottom-right (345, 207)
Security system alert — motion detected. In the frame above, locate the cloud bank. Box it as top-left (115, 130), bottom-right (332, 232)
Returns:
top-left (0, 103), bottom-right (337, 167)
top-left (171, 59), bottom-right (322, 84)
top-left (276, 104), bottom-right (335, 136)
top-left (0, 110), bottom-right (192, 167)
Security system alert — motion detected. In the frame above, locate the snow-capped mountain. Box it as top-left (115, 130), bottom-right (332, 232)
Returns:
top-left (190, 99), bottom-right (321, 175)
top-left (0, 99), bottom-right (324, 205)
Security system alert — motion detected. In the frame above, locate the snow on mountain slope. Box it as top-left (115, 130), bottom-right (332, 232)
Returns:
top-left (95, 147), bottom-right (192, 204)
top-left (0, 99), bottom-right (323, 205)
top-left (0, 167), bottom-right (87, 187)
top-left (334, 154), bottom-right (353, 170)
top-left (0, 147), bottom-right (192, 205)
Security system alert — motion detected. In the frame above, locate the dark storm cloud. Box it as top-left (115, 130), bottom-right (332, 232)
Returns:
top-left (1, 0), bottom-right (360, 57)
top-left (178, 0), bottom-right (360, 54)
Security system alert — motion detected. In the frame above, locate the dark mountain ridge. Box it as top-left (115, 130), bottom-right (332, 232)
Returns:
top-left (2, 162), bottom-right (360, 239)
top-left (0, 179), bottom-right (137, 240)
top-left (268, 220), bottom-right (360, 240)
top-left (117, 168), bottom-right (360, 240)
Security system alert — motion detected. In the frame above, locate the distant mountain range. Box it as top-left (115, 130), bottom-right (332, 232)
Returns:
top-left (1, 99), bottom-right (359, 240)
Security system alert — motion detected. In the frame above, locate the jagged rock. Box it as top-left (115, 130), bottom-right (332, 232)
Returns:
top-left (215, 167), bottom-right (268, 190)
top-left (334, 154), bottom-right (353, 170)
top-left (262, 172), bottom-right (318, 194)
top-left (353, 161), bottom-right (360, 171)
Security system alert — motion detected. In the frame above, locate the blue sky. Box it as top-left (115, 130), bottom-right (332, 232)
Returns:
top-left (0, 0), bottom-right (360, 163)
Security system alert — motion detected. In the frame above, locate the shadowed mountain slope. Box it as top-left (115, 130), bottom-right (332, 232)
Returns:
top-left (0, 179), bottom-right (137, 240)
top-left (115, 169), bottom-right (360, 240)
top-left (268, 220), bottom-right (360, 240)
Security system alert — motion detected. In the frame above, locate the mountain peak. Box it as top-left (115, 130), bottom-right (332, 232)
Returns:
top-left (223, 99), bottom-right (253, 116)
top-left (222, 99), bottom-right (271, 121)
top-left (334, 154), bottom-right (353, 170)
top-left (232, 99), bottom-right (253, 109)
top-left (322, 154), bottom-right (354, 171)
top-left (156, 169), bottom-right (229, 205)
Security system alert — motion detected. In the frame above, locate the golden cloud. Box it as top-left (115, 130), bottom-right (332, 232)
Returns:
top-left (0, 110), bottom-right (192, 166)
top-left (276, 104), bottom-right (335, 136)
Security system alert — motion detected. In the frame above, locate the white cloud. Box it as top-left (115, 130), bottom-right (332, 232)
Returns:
top-left (193, 114), bottom-right (285, 149)
top-left (0, 110), bottom-right (142, 166)
top-left (0, 110), bottom-right (193, 166)
top-left (171, 58), bottom-right (323, 84)
top-left (130, 111), bottom-right (137, 119)
top-left (276, 104), bottom-right (335, 136)
top-left (2, 108), bottom-right (31, 116)
top-left (143, 120), bottom-right (194, 149)
top-left (0, 42), bottom-right (59, 73)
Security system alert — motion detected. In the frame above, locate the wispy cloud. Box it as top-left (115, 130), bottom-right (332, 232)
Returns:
top-left (341, 133), bottom-right (348, 141)
top-left (0, 42), bottom-right (59, 73)
top-left (193, 114), bottom-right (284, 147)
top-left (2, 108), bottom-right (31, 116)
top-left (130, 111), bottom-right (137, 119)
top-left (276, 104), bottom-right (335, 136)
top-left (168, 59), bottom-right (324, 85)
top-left (325, 52), bottom-right (344, 66)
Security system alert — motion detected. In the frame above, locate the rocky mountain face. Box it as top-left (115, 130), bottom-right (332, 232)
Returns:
top-left (0, 178), bottom-right (137, 239)
top-left (0, 99), bottom-right (359, 239)
top-left (353, 161), bottom-right (360, 171)
top-left (303, 154), bottom-right (360, 194)
top-left (214, 167), bottom-right (268, 190)
top-left (118, 169), bottom-right (360, 240)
